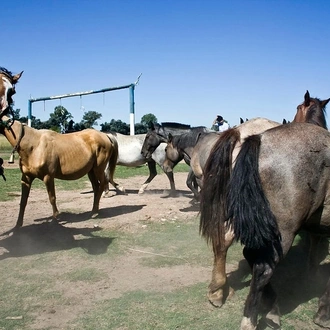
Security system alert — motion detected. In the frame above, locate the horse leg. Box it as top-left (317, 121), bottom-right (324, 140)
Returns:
top-left (138, 160), bottom-right (157, 194)
top-left (308, 234), bottom-right (329, 272)
top-left (88, 171), bottom-right (103, 218)
top-left (16, 173), bottom-right (34, 228)
top-left (103, 162), bottom-right (125, 197)
top-left (186, 169), bottom-right (200, 200)
top-left (314, 277), bottom-right (330, 328)
top-left (165, 171), bottom-right (176, 195)
top-left (240, 248), bottom-right (278, 330)
top-left (43, 175), bottom-right (60, 220)
top-left (208, 225), bottom-right (235, 307)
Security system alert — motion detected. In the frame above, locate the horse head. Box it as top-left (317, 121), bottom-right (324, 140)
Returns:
top-left (141, 128), bottom-right (168, 159)
top-left (294, 90), bottom-right (329, 129)
top-left (163, 133), bottom-right (184, 172)
top-left (0, 68), bottom-right (23, 117)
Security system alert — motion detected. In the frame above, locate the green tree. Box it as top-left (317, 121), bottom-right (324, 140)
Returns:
top-left (140, 113), bottom-right (158, 128)
top-left (100, 119), bottom-right (129, 134)
top-left (81, 111), bottom-right (102, 128)
top-left (12, 108), bottom-right (21, 120)
top-left (134, 123), bottom-right (147, 134)
top-left (50, 105), bottom-right (73, 132)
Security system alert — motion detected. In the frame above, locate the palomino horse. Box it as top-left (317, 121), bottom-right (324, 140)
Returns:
top-left (0, 68), bottom-right (118, 229)
top-left (200, 94), bottom-right (330, 329)
top-left (200, 91), bottom-right (329, 310)
top-left (105, 131), bottom-right (176, 195)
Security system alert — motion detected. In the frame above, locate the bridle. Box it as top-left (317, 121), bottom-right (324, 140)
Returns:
top-left (0, 74), bottom-right (24, 161)
top-left (0, 69), bottom-right (17, 121)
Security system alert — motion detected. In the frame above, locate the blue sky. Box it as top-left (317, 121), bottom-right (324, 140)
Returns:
top-left (3, 0), bottom-right (330, 128)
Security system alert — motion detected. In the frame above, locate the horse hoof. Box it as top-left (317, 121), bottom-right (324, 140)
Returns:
top-left (314, 313), bottom-right (330, 329)
top-left (265, 309), bottom-right (281, 329)
top-left (116, 185), bottom-right (126, 193)
top-left (91, 212), bottom-right (99, 219)
top-left (241, 317), bottom-right (257, 330)
top-left (208, 291), bottom-right (224, 308)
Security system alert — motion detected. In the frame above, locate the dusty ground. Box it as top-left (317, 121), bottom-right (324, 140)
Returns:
top-left (1, 171), bottom-right (200, 233)
top-left (0, 171), bottom-right (215, 329)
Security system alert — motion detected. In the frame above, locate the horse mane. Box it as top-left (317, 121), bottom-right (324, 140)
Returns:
top-left (161, 122), bottom-right (191, 129)
top-left (0, 67), bottom-right (13, 79)
top-left (306, 98), bottom-right (328, 129)
top-left (171, 129), bottom-right (207, 150)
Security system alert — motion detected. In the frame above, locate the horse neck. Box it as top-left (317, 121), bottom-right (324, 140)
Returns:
top-left (1, 116), bottom-right (26, 149)
top-left (173, 134), bottom-right (195, 157)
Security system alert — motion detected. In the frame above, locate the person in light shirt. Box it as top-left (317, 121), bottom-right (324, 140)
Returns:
top-left (212, 115), bottom-right (229, 132)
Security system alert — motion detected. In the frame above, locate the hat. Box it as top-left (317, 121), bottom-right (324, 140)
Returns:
top-left (217, 115), bottom-right (223, 121)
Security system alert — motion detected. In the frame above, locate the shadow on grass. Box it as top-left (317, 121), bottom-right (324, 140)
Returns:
top-left (32, 204), bottom-right (147, 225)
top-left (0, 220), bottom-right (114, 260)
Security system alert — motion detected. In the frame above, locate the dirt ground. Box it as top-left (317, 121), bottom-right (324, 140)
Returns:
top-left (0, 170), bottom-right (200, 233)
top-left (0, 171), bottom-right (214, 329)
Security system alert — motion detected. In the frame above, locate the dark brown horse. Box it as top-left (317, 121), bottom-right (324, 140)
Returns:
top-left (200, 91), bottom-right (329, 310)
top-left (0, 68), bottom-right (118, 229)
top-left (200, 94), bottom-right (330, 329)
top-left (141, 123), bottom-right (208, 197)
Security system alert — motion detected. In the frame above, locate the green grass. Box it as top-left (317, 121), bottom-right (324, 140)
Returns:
top-left (0, 212), bottom-right (327, 329)
top-left (0, 163), bottom-right (190, 201)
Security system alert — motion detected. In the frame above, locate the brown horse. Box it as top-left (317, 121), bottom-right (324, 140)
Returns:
top-left (200, 93), bottom-right (330, 329)
top-left (0, 68), bottom-right (118, 229)
top-left (200, 91), bottom-right (329, 310)
top-left (141, 123), bottom-right (208, 197)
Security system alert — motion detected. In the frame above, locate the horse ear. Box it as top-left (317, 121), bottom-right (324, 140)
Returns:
top-left (304, 90), bottom-right (311, 106)
top-left (13, 71), bottom-right (23, 83)
top-left (240, 117), bottom-right (244, 124)
top-left (168, 133), bottom-right (173, 142)
top-left (148, 122), bottom-right (155, 131)
top-left (321, 98), bottom-right (330, 108)
top-left (282, 119), bottom-right (287, 124)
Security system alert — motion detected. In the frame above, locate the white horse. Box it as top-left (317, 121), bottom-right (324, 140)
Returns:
top-left (104, 132), bottom-right (176, 195)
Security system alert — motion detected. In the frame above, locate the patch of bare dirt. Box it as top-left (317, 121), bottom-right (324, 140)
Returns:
top-left (0, 172), bottom-right (212, 329)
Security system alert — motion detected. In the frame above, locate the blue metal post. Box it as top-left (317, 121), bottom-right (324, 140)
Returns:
top-left (28, 99), bottom-right (32, 127)
top-left (129, 84), bottom-right (135, 135)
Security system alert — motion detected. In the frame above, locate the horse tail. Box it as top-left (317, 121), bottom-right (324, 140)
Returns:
top-left (200, 128), bottom-right (241, 248)
top-left (227, 134), bottom-right (282, 258)
top-left (104, 134), bottom-right (119, 188)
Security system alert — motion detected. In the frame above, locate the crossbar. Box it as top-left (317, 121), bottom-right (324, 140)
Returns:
top-left (27, 74), bottom-right (141, 135)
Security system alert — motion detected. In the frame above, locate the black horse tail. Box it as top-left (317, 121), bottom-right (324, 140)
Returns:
top-left (227, 134), bottom-right (282, 258)
top-left (200, 128), bottom-right (241, 248)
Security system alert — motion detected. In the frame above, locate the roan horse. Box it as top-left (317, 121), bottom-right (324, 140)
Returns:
top-left (0, 68), bottom-right (118, 229)
top-left (104, 131), bottom-right (176, 195)
top-left (201, 94), bottom-right (330, 329)
top-left (199, 91), bottom-right (329, 311)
